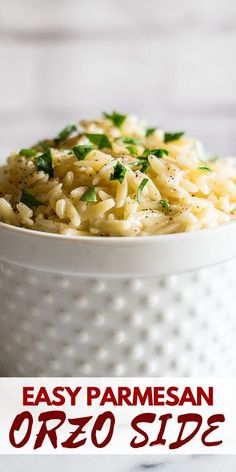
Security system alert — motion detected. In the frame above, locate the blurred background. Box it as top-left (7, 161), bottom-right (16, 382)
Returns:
top-left (0, 0), bottom-right (235, 157)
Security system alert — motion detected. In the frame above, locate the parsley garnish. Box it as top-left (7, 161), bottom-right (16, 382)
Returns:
top-left (37, 140), bottom-right (51, 151)
top-left (85, 133), bottom-right (112, 149)
top-left (127, 145), bottom-right (138, 155)
top-left (159, 199), bottom-right (170, 213)
top-left (129, 157), bottom-right (150, 172)
top-left (80, 187), bottom-right (97, 202)
top-left (55, 124), bottom-right (77, 144)
top-left (72, 145), bottom-right (93, 160)
top-left (198, 166), bottom-right (212, 172)
top-left (103, 111), bottom-right (126, 128)
top-left (138, 159), bottom-right (150, 173)
top-left (19, 148), bottom-right (37, 158)
top-left (20, 189), bottom-right (43, 207)
top-left (121, 136), bottom-right (140, 145)
top-left (129, 149), bottom-right (168, 172)
top-left (37, 149), bottom-right (53, 177)
top-left (143, 148), bottom-right (169, 158)
top-left (62, 150), bottom-right (74, 155)
top-left (110, 161), bottom-right (127, 184)
top-left (164, 131), bottom-right (184, 143)
top-left (146, 128), bottom-right (156, 137)
top-left (137, 178), bottom-right (149, 203)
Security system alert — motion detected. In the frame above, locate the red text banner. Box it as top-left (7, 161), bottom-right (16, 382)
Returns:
top-left (0, 378), bottom-right (235, 454)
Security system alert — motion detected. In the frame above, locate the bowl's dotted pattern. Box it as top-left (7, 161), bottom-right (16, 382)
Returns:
top-left (0, 260), bottom-right (236, 376)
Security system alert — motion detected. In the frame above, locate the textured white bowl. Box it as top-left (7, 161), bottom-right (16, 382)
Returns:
top-left (0, 221), bottom-right (236, 377)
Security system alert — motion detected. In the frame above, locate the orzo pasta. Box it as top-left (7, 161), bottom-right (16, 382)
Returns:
top-left (0, 112), bottom-right (236, 236)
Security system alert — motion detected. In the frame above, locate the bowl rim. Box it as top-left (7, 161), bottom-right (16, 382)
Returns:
top-left (1, 219), bottom-right (236, 243)
top-left (1, 220), bottom-right (236, 276)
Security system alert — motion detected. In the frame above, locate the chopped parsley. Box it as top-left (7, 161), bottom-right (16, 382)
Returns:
top-left (19, 148), bottom-right (37, 158)
top-left (127, 145), bottom-right (138, 155)
top-left (129, 157), bottom-right (150, 172)
top-left (129, 149), bottom-right (168, 173)
top-left (20, 189), bottom-right (43, 207)
top-left (37, 140), bottom-right (51, 151)
top-left (121, 136), bottom-right (141, 145)
top-left (164, 131), bottom-right (184, 143)
top-left (80, 187), bottom-right (97, 202)
top-left (137, 178), bottom-right (149, 203)
top-left (198, 165), bottom-right (212, 172)
top-left (146, 128), bottom-right (156, 137)
top-left (110, 161), bottom-right (127, 184)
top-left (138, 159), bottom-right (150, 173)
top-left (159, 199), bottom-right (170, 213)
top-left (72, 145), bottom-right (93, 160)
top-left (36, 149), bottom-right (53, 177)
top-left (143, 148), bottom-right (169, 158)
top-left (103, 111), bottom-right (126, 128)
top-left (85, 133), bottom-right (112, 149)
top-left (62, 150), bottom-right (74, 155)
top-left (55, 124), bottom-right (77, 144)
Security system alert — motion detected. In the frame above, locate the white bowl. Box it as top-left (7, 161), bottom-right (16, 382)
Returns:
top-left (0, 221), bottom-right (236, 376)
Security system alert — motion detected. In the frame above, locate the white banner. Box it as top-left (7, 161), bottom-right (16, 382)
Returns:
top-left (0, 378), bottom-right (235, 454)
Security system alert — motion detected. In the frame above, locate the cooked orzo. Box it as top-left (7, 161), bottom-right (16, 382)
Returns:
top-left (0, 112), bottom-right (236, 236)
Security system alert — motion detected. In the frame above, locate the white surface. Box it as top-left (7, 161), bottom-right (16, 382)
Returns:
top-left (0, 0), bottom-right (235, 157)
top-left (0, 455), bottom-right (235, 471)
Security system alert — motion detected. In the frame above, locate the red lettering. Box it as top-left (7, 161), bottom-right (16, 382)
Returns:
top-left (100, 388), bottom-right (118, 406)
top-left (87, 387), bottom-right (100, 406)
top-left (197, 387), bottom-right (214, 406)
top-left (61, 416), bottom-right (92, 448)
top-left (179, 388), bottom-right (197, 406)
top-left (65, 387), bottom-right (82, 406)
top-left (150, 414), bottom-right (172, 446)
top-left (169, 413), bottom-right (202, 449)
top-left (34, 411), bottom-right (66, 449)
top-left (22, 387), bottom-right (35, 406)
top-left (91, 412), bottom-right (115, 448)
top-left (9, 411), bottom-right (33, 448)
top-left (35, 387), bottom-right (52, 406)
top-left (166, 387), bottom-right (179, 406)
top-left (202, 414), bottom-right (225, 447)
top-left (130, 413), bottom-right (156, 448)
top-left (51, 387), bottom-right (65, 406)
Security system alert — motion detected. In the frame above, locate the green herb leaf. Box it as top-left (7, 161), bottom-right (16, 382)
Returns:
top-left (139, 160), bottom-right (150, 173)
top-left (197, 165), bottom-right (212, 172)
top-left (19, 148), bottom-right (37, 158)
top-left (37, 140), bottom-right (51, 151)
top-left (121, 136), bottom-right (141, 145)
top-left (129, 159), bottom-right (150, 172)
top-left (55, 124), bottom-right (77, 144)
top-left (72, 145), bottom-right (93, 160)
top-left (62, 150), bottom-right (74, 155)
top-left (143, 148), bottom-right (169, 158)
top-left (146, 128), bottom-right (156, 137)
top-left (80, 187), bottom-right (97, 202)
top-left (127, 145), bottom-right (138, 155)
top-left (159, 199), bottom-right (170, 213)
top-left (164, 131), bottom-right (184, 143)
top-left (128, 148), bottom-right (168, 172)
top-left (110, 161), bottom-right (127, 184)
top-left (20, 189), bottom-right (43, 207)
top-left (103, 111), bottom-right (126, 128)
top-left (37, 149), bottom-right (53, 177)
top-left (137, 178), bottom-right (149, 203)
top-left (85, 133), bottom-right (112, 149)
